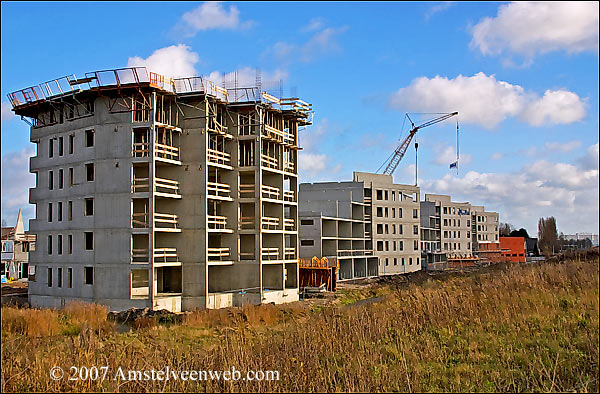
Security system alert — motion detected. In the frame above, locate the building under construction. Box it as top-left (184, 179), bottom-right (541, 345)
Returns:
top-left (8, 67), bottom-right (312, 311)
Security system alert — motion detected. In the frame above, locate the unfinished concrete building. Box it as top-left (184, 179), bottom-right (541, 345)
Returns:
top-left (471, 205), bottom-right (499, 248)
top-left (298, 180), bottom-right (377, 281)
top-left (299, 172), bottom-right (421, 277)
top-left (8, 67), bottom-right (312, 311)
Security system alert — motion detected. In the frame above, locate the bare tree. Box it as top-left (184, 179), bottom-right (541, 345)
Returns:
top-left (499, 222), bottom-right (514, 237)
top-left (538, 216), bottom-right (558, 255)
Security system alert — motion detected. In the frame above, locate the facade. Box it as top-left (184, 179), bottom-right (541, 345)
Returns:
top-left (299, 172), bottom-right (421, 276)
top-left (424, 194), bottom-right (473, 259)
top-left (563, 233), bottom-right (599, 246)
top-left (9, 67), bottom-right (312, 312)
top-left (299, 180), bottom-right (377, 280)
top-left (1, 209), bottom-right (36, 280)
top-left (471, 205), bottom-right (499, 249)
top-left (499, 237), bottom-right (526, 263)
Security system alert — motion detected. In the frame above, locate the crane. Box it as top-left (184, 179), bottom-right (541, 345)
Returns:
top-left (379, 112), bottom-right (458, 176)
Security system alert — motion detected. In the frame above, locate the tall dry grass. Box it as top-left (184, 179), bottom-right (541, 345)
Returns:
top-left (1, 259), bottom-right (598, 392)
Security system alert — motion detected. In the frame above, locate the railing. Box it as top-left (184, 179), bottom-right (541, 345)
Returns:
top-left (364, 214), bottom-right (372, 222)
top-left (284, 247), bottom-right (296, 260)
top-left (155, 143), bottom-right (180, 162)
top-left (132, 177), bottom-right (150, 193)
top-left (284, 161), bottom-right (295, 173)
top-left (132, 212), bottom-right (150, 228)
top-left (239, 184), bottom-right (255, 198)
top-left (284, 218), bottom-right (295, 231)
top-left (283, 190), bottom-right (295, 202)
top-left (261, 185), bottom-right (280, 200)
top-left (154, 248), bottom-right (178, 263)
top-left (262, 216), bottom-right (280, 230)
top-left (208, 215), bottom-right (228, 230)
top-left (207, 148), bottom-right (231, 167)
top-left (155, 177), bottom-right (180, 196)
top-left (263, 124), bottom-right (285, 141)
top-left (132, 142), bottom-right (149, 158)
top-left (207, 181), bottom-right (231, 199)
top-left (240, 251), bottom-right (255, 260)
top-left (239, 216), bottom-right (255, 230)
top-left (132, 248), bottom-right (149, 263)
top-left (283, 131), bottom-right (295, 146)
top-left (262, 247), bottom-right (280, 260)
top-left (261, 154), bottom-right (278, 170)
top-left (155, 213), bottom-right (179, 230)
top-left (338, 250), bottom-right (374, 257)
top-left (363, 196), bottom-right (372, 204)
top-left (208, 247), bottom-right (230, 262)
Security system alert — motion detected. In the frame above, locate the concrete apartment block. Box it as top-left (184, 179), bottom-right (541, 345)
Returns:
top-left (298, 180), bottom-right (377, 280)
top-left (299, 172), bottom-right (422, 277)
top-left (419, 200), bottom-right (444, 267)
top-left (354, 172), bottom-right (421, 274)
top-left (471, 205), bottom-right (499, 248)
top-left (424, 194), bottom-right (473, 259)
top-left (9, 67), bottom-right (312, 312)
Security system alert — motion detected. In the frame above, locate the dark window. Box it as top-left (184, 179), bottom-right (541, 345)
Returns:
top-left (398, 208), bottom-right (403, 218)
top-left (300, 219), bottom-right (314, 226)
top-left (84, 267), bottom-right (94, 285)
top-left (58, 169), bottom-right (64, 189)
top-left (68, 201), bottom-right (73, 221)
top-left (85, 232), bottom-right (93, 250)
top-left (47, 268), bottom-right (53, 287)
top-left (69, 168), bottom-right (74, 187)
top-left (86, 163), bottom-right (94, 182)
top-left (48, 203), bottom-right (53, 222)
top-left (68, 234), bottom-right (73, 254)
top-left (85, 198), bottom-right (94, 216)
top-left (68, 268), bottom-right (73, 288)
top-left (300, 239), bottom-right (314, 246)
top-left (69, 134), bottom-right (74, 154)
top-left (57, 267), bottom-right (62, 288)
top-left (85, 129), bottom-right (94, 147)
top-left (58, 137), bottom-right (64, 156)
top-left (57, 235), bottom-right (63, 255)
top-left (58, 202), bottom-right (62, 221)
top-left (47, 235), bottom-right (52, 254)
top-left (413, 209), bottom-right (418, 219)
top-left (49, 139), bottom-right (54, 158)
top-left (49, 170), bottom-right (54, 190)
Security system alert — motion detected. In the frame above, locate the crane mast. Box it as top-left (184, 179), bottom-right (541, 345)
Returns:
top-left (381, 112), bottom-right (458, 176)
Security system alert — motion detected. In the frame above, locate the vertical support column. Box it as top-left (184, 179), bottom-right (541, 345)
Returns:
top-left (149, 91), bottom-right (156, 308)
top-left (257, 107), bottom-right (263, 302)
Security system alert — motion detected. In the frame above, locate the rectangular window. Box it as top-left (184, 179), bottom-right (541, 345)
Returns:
top-left (86, 163), bottom-right (94, 182)
top-left (84, 232), bottom-right (94, 250)
top-left (68, 201), bottom-right (73, 221)
top-left (58, 168), bottom-right (64, 189)
top-left (85, 198), bottom-right (94, 216)
top-left (409, 257), bottom-right (413, 265)
top-left (392, 224), bottom-right (396, 234)
top-left (385, 241), bottom-right (389, 251)
top-left (413, 225), bottom-right (418, 235)
top-left (377, 241), bottom-right (383, 251)
top-left (376, 207), bottom-right (383, 217)
top-left (85, 129), bottom-right (95, 147)
top-left (58, 202), bottom-right (63, 221)
top-left (384, 190), bottom-right (388, 200)
top-left (49, 170), bottom-right (54, 190)
top-left (47, 235), bottom-right (53, 254)
top-left (57, 267), bottom-right (63, 288)
top-left (58, 136), bottom-right (64, 156)
top-left (68, 234), bottom-right (73, 254)
top-left (392, 191), bottom-right (396, 201)
top-left (399, 240), bottom-right (403, 251)
top-left (376, 190), bottom-right (382, 200)
top-left (300, 239), bottom-right (314, 246)
top-left (67, 268), bottom-right (73, 288)
top-left (414, 240), bottom-right (418, 250)
top-left (47, 267), bottom-right (53, 287)
top-left (49, 139), bottom-right (54, 158)
top-left (84, 266), bottom-right (94, 285)
top-left (57, 234), bottom-right (63, 255)
top-left (399, 224), bottom-right (403, 235)
top-left (413, 209), bottom-right (418, 219)
top-left (398, 208), bottom-right (402, 218)
top-left (392, 208), bottom-right (395, 218)
top-left (69, 134), bottom-right (74, 154)
top-left (48, 203), bottom-right (53, 222)
top-left (402, 258), bottom-right (405, 266)
top-left (69, 167), bottom-right (74, 186)
top-left (394, 258), bottom-right (397, 266)
top-left (300, 219), bottom-right (314, 226)
top-left (384, 207), bottom-right (388, 218)
top-left (443, 207), bottom-right (447, 214)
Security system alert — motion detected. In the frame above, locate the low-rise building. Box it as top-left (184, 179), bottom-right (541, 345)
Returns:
top-left (499, 237), bottom-right (526, 263)
top-left (1, 209), bottom-right (36, 280)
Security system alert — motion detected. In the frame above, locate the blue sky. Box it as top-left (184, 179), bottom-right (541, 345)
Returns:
top-left (1, 1), bottom-right (598, 236)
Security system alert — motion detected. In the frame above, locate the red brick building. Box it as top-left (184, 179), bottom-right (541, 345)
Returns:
top-left (499, 237), bottom-right (526, 263)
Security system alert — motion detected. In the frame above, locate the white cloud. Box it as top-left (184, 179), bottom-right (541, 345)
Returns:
top-left (1, 148), bottom-right (35, 229)
top-left (420, 143), bottom-right (599, 234)
top-left (175, 2), bottom-right (252, 37)
top-left (471, 2), bottom-right (599, 58)
top-left (299, 153), bottom-right (327, 172)
top-left (127, 44), bottom-right (200, 79)
top-left (490, 152), bottom-right (504, 160)
top-left (207, 67), bottom-right (288, 90)
top-left (577, 142), bottom-right (599, 171)
top-left (2, 101), bottom-right (15, 121)
top-left (544, 140), bottom-right (582, 153)
top-left (431, 145), bottom-right (472, 167)
top-left (389, 72), bottom-right (586, 128)
top-left (521, 90), bottom-right (586, 126)
top-left (298, 119), bottom-right (343, 181)
top-left (425, 2), bottom-right (455, 21)
top-left (302, 17), bottom-right (325, 32)
top-left (265, 23), bottom-right (348, 64)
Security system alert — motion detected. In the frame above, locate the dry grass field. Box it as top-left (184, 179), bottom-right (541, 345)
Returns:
top-left (1, 258), bottom-right (598, 392)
